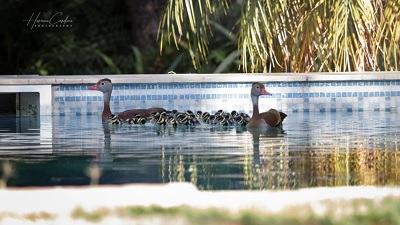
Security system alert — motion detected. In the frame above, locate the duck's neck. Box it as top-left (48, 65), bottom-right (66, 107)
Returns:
top-left (102, 92), bottom-right (112, 122)
top-left (251, 95), bottom-right (260, 116)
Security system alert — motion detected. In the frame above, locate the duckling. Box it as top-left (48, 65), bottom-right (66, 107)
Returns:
top-left (185, 110), bottom-right (199, 125)
top-left (229, 111), bottom-right (250, 126)
top-left (200, 111), bottom-right (211, 123)
top-left (235, 115), bottom-right (246, 126)
top-left (166, 115), bottom-right (179, 127)
top-left (108, 114), bottom-right (123, 125)
top-left (235, 114), bottom-right (251, 126)
top-left (215, 109), bottom-right (224, 116)
top-left (152, 111), bottom-right (167, 126)
top-left (176, 113), bottom-right (190, 125)
top-left (135, 117), bottom-right (147, 125)
top-left (125, 114), bottom-right (146, 125)
top-left (240, 112), bottom-right (250, 119)
top-left (240, 113), bottom-right (251, 124)
top-left (171, 109), bottom-right (179, 116)
top-left (208, 115), bottom-right (217, 125)
top-left (196, 110), bottom-right (203, 117)
top-left (186, 110), bottom-right (195, 117)
top-left (224, 112), bottom-right (236, 125)
top-left (126, 119), bottom-right (134, 124)
top-left (215, 115), bottom-right (230, 126)
top-left (196, 110), bottom-right (210, 123)
top-left (231, 110), bottom-right (239, 118)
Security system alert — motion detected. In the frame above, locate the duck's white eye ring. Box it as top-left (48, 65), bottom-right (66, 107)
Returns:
top-left (256, 86), bottom-right (259, 89)
top-left (101, 82), bottom-right (105, 85)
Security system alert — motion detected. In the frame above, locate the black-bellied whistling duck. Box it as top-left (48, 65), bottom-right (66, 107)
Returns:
top-left (88, 78), bottom-right (166, 123)
top-left (246, 82), bottom-right (287, 129)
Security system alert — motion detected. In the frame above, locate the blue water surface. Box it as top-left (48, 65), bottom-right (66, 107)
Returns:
top-left (0, 111), bottom-right (399, 190)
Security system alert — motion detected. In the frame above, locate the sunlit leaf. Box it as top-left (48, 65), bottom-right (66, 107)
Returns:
top-left (159, 0), bottom-right (400, 73)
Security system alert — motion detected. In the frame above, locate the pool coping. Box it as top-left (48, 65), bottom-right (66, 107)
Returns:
top-left (1, 72), bottom-right (400, 85)
top-left (1, 182), bottom-right (400, 224)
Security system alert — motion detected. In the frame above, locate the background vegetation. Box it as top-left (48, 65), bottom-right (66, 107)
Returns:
top-left (160, 0), bottom-right (400, 73)
top-left (0, 0), bottom-right (239, 75)
top-left (1, 0), bottom-right (399, 75)
top-left (1, 0), bottom-right (163, 75)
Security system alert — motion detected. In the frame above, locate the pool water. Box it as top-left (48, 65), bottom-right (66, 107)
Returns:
top-left (0, 111), bottom-right (399, 190)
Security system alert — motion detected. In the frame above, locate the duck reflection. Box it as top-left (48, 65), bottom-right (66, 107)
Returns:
top-left (85, 123), bottom-right (113, 185)
top-left (93, 123), bottom-right (113, 164)
top-left (247, 126), bottom-right (285, 165)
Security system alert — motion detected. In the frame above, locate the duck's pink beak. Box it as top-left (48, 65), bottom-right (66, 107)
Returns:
top-left (260, 88), bottom-right (272, 96)
top-left (88, 84), bottom-right (98, 90)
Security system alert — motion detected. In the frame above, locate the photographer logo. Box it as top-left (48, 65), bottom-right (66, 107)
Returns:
top-left (23, 12), bottom-right (73, 29)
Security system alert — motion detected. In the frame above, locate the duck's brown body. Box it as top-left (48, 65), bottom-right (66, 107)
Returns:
top-left (88, 78), bottom-right (166, 123)
top-left (246, 82), bottom-right (287, 129)
top-left (117, 108), bottom-right (166, 120)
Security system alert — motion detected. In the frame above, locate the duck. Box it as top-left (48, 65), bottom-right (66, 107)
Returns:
top-left (88, 78), bottom-right (166, 123)
top-left (246, 82), bottom-right (287, 129)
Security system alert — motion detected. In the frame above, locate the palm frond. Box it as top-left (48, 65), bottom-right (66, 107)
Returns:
top-left (158, 0), bottom-right (231, 71)
top-left (238, 0), bottom-right (281, 72)
top-left (159, 0), bottom-right (400, 73)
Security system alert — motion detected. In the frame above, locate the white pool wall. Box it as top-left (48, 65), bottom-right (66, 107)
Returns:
top-left (1, 72), bottom-right (400, 116)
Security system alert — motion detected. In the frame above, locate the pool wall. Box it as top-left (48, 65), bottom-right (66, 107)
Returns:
top-left (1, 73), bottom-right (400, 116)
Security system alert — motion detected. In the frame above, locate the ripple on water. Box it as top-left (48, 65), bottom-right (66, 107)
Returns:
top-left (0, 111), bottom-right (400, 189)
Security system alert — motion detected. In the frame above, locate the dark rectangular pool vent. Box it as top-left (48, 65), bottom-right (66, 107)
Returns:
top-left (0, 85), bottom-right (52, 116)
top-left (0, 93), bottom-right (16, 115)
top-left (0, 92), bottom-right (40, 116)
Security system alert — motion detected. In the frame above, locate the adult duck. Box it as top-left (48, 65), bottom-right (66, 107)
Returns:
top-left (88, 78), bottom-right (166, 123)
top-left (246, 82), bottom-right (287, 129)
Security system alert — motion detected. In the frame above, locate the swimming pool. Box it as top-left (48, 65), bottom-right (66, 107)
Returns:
top-left (0, 111), bottom-right (399, 190)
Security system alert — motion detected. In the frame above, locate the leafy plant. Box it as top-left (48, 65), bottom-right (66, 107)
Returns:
top-left (1, 0), bottom-right (144, 75)
top-left (158, 0), bottom-right (233, 72)
top-left (158, 0), bottom-right (400, 73)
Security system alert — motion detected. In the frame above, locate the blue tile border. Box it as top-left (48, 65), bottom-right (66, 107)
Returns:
top-left (52, 79), bottom-right (400, 115)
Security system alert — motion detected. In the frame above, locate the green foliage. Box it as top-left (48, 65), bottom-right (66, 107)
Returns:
top-left (7, 0), bottom-right (398, 74)
top-left (158, 0), bottom-right (240, 73)
top-left (1, 0), bottom-right (242, 74)
top-left (0, 0), bottom-right (147, 75)
top-left (34, 0), bottom-right (135, 75)
top-left (71, 207), bottom-right (109, 222)
top-left (159, 0), bottom-right (400, 73)
top-left (72, 196), bottom-right (400, 225)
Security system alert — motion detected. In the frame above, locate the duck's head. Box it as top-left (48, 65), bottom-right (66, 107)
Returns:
top-left (88, 78), bottom-right (113, 94)
top-left (251, 82), bottom-right (271, 97)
